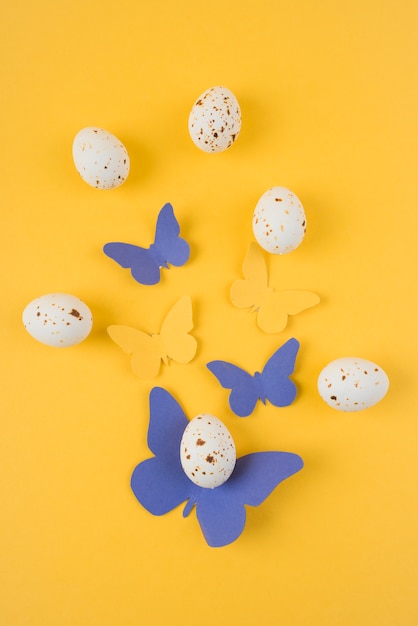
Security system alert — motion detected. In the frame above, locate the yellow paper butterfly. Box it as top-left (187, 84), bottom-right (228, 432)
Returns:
top-left (230, 242), bottom-right (320, 333)
top-left (107, 296), bottom-right (197, 378)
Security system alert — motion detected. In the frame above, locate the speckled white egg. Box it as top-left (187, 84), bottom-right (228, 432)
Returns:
top-left (180, 414), bottom-right (236, 488)
top-left (188, 86), bottom-right (241, 153)
top-left (252, 186), bottom-right (307, 254)
top-left (22, 293), bottom-right (93, 347)
top-left (72, 127), bottom-right (130, 189)
top-left (317, 357), bottom-right (389, 412)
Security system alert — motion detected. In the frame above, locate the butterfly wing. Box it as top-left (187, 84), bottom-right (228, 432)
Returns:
top-left (147, 387), bottom-right (189, 457)
top-left (241, 241), bottom-right (269, 284)
top-left (131, 456), bottom-right (192, 516)
top-left (256, 291), bottom-right (290, 333)
top-left (131, 387), bottom-right (191, 515)
top-left (107, 325), bottom-right (162, 378)
top-left (103, 242), bottom-right (161, 285)
top-left (260, 338), bottom-right (300, 407)
top-left (195, 451), bottom-right (304, 547)
top-left (230, 242), bottom-right (270, 309)
top-left (230, 278), bottom-right (268, 310)
top-left (152, 203), bottom-right (190, 268)
top-left (159, 296), bottom-right (197, 365)
top-left (195, 484), bottom-right (247, 547)
top-left (257, 290), bottom-right (320, 334)
top-left (206, 361), bottom-right (258, 417)
top-left (275, 290), bottom-right (320, 315)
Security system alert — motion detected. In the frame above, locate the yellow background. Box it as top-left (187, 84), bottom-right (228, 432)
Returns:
top-left (1, 1), bottom-right (417, 624)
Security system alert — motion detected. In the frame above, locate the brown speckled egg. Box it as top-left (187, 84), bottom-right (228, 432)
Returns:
top-left (72, 127), bottom-right (130, 189)
top-left (180, 414), bottom-right (236, 488)
top-left (317, 357), bottom-right (389, 411)
top-left (188, 86), bottom-right (241, 153)
top-left (252, 186), bottom-right (306, 254)
top-left (22, 293), bottom-right (93, 347)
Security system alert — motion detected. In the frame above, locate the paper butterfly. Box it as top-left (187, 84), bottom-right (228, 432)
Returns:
top-left (107, 296), bottom-right (197, 378)
top-left (131, 387), bottom-right (304, 547)
top-left (103, 202), bottom-right (190, 285)
top-left (230, 242), bottom-right (320, 333)
top-left (206, 338), bottom-right (299, 417)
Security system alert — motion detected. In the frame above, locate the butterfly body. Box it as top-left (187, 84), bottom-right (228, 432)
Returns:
top-left (231, 242), bottom-right (319, 333)
top-left (207, 338), bottom-right (300, 417)
top-left (131, 387), bottom-right (304, 547)
top-left (252, 371), bottom-right (267, 404)
top-left (103, 202), bottom-right (190, 285)
top-left (147, 243), bottom-right (167, 269)
top-left (147, 333), bottom-right (168, 367)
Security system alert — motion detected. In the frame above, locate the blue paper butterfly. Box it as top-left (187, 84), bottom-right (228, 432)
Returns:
top-left (206, 338), bottom-right (300, 417)
top-left (130, 387), bottom-right (304, 547)
top-left (103, 202), bottom-right (190, 285)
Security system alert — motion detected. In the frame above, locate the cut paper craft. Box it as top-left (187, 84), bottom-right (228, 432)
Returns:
top-left (107, 296), bottom-right (197, 378)
top-left (131, 387), bottom-right (304, 547)
top-left (207, 338), bottom-right (299, 417)
top-left (103, 202), bottom-right (190, 285)
top-left (230, 242), bottom-right (320, 333)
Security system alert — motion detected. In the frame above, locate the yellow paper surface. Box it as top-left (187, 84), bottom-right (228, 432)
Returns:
top-left (1, 1), bottom-right (417, 625)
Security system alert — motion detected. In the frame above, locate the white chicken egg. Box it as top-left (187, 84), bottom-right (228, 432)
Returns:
top-left (317, 357), bottom-right (389, 412)
top-left (188, 86), bottom-right (241, 153)
top-left (252, 186), bottom-right (307, 254)
top-left (22, 293), bottom-right (93, 347)
top-left (72, 127), bottom-right (130, 189)
top-left (180, 414), bottom-right (236, 488)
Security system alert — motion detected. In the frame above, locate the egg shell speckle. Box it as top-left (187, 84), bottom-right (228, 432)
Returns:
top-left (252, 186), bottom-right (307, 254)
top-left (72, 127), bottom-right (130, 189)
top-left (188, 86), bottom-right (241, 153)
top-left (180, 414), bottom-right (236, 489)
top-left (317, 357), bottom-right (389, 412)
top-left (22, 293), bottom-right (93, 347)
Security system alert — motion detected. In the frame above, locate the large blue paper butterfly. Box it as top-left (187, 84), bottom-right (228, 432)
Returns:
top-left (103, 202), bottom-right (190, 285)
top-left (206, 338), bottom-right (300, 417)
top-left (130, 387), bottom-right (304, 547)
